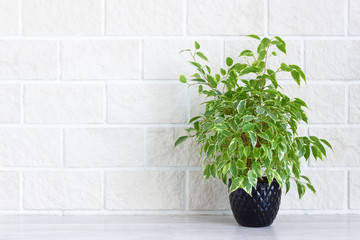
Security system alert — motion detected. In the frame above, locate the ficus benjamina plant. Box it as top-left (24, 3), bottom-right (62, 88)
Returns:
top-left (174, 35), bottom-right (333, 198)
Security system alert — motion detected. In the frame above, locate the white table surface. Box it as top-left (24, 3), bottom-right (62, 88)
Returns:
top-left (0, 215), bottom-right (358, 240)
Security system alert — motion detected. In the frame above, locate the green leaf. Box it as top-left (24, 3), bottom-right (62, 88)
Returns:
top-left (273, 171), bottom-right (283, 188)
top-left (257, 132), bottom-right (270, 141)
top-left (230, 161), bottom-right (238, 176)
top-left (289, 65), bottom-right (306, 82)
top-left (311, 145), bottom-right (321, 160)
top-left (220, 68), bottom-right (226, 75)
top-left (285, 180), bottom-right (291, 194)
top-left (229, 177), bottom-right (244, 193)
top-left (294, 98), bottom-right (308, 108)
top-left (252, 161), bottom-right (262, 176)
top-left (243, 146), bottom-right (251, 158)
top-left (237, 100), bottom-right (246, 113)
top-left (249, 131), bottom-right (257, 148)
top-left (179, 74), bottom-right (187, 83)
top-left (258, 50), bottom-right (267, 61)
top-left (206, 145), bottom-right (215, 158)
top-left (278, 144), bottom-right (286, 160)
top-left (210, 164), bottom-right (217, 178)
top-left (228, 139), bottom-right (237, 155)
top-left (195, 41), bottom-right (200, 49)
top-left (174, 136), bottom-right (188, 147)
top-left (296, 181), bottom-right (306, 199)
top-left (292, 164), bottom-right (300, 178)
top-left (242, 123), bottom-right (255, 132)
top-left (189, 116), bottom-right (201, 124)
top-left (306, 183), bottom-right (316, 194)
top-left (240, 66), bottom-right (260, 75)
top-left (214, 117), bottom-right (225, 124)
top-left (320, 139), bottom-right (333, 151)
top-left (242, 115), bottom-right (255, 123)
top-left (226, 57), bottom-right (233, 66)
top-left (239, 50), bottom-right (254, 57)
top-left (271, 51), bottom-right (277, 56)
top-left (291, 70), bottom-right (300, 86)
top-left (203, 164), bottom-right (210, 180)
top-left (253, 148), bottom-right (261, 159)
top-left (247, 34), bottom-right (261, 40)
top-left (196, 52), bottom-right (208, 61)
top-left (248, 170), bottom-right (257, 188)
top-left (301, 175), bottom-right (312, 184)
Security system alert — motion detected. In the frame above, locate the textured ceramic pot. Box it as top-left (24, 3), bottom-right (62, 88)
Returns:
top-left (228, 178), bottom-right (282, 227)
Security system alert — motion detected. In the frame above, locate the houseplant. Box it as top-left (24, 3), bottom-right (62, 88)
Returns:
top-left (175, 35), bottom-right (333, 227)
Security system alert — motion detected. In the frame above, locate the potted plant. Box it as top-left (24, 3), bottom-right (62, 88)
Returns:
top-left (175, 35), bottom-right (333, 227)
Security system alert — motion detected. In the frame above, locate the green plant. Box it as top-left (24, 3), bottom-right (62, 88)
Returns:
top-left (175, 35), bottom-right (333, 198)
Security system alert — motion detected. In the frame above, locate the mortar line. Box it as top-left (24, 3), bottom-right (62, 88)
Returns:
top-left (0, 166), bottom-right (358, 171)
top-left (0, 36), bottom-right (360, 40)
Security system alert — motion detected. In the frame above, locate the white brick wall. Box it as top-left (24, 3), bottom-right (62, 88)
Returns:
top-left (0, 0), bottom-right (358, 215)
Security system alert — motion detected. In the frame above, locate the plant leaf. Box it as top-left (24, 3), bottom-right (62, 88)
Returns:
top-left (179, 74), bottom-right (187, 83)
top-left (174, 136), bottom-right (188, 147)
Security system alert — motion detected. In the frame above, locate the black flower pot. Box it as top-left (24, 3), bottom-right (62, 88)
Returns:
top-left (228, 178), bottom-right (282, 227)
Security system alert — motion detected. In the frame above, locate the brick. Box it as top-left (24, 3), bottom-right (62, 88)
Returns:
top-left (61, 40), bottom-right (139, 80)
top-left (24, 84), bottom-right (103, 123)
top-left (107, 83), bottom-right (185, 123)
top-left (350, 0), bottom-right (360, 35)
top-left (143, 40), bottom-right (221, 79)
top-left (188, 0), bottom-right (264, 35)
top-left (24, 171), bottom-right (102, 210)
top-left (282, 83), bottom-right (345, 124)
top-left (308, 128), bottom-right (360, 167)
top-left (147, 128), bottom-right (201, 167)
top-left (349, 171), bottom-right (360, 209)
top-left (0, 128), bottom-right (61, 167)
top-left (269, 0), bottom-right (343, 35)
top-left (281, 170), bottom-right (345, 209)
top-left (349, 85), bottom-right (360, 123)
top-left (65, 128), bottom-right (144, 167)
top-left (306, 40), bottom-right (360, 80)
top-left (0, 172), bottom-right (19, 209)
top-left (0, 85), bottom-right (20, 123)
top-left (106, 170), bottom-right (184, 210)
top-left (225, 40), bottom-right (302, 79)
top-left (0, 0), bottom-right (18, 35)
top-left (106, 0), bottom-right (182, 35)
top-left (0, 41), bottom-right (57, 80)
top-left (188, 171), bottom-right (229, 210)
top-left (23, 0), bottom-right (101, 35)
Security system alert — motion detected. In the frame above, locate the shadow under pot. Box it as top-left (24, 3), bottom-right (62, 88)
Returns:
top-left (228, 177), bottom-right (282, 227)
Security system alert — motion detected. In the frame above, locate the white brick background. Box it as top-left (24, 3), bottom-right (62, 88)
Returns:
top-left (0, 0), bottom-right (358, 215)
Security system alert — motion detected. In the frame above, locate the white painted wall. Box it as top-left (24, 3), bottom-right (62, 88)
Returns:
top-left (0, 0), bottom-right (358, 215)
